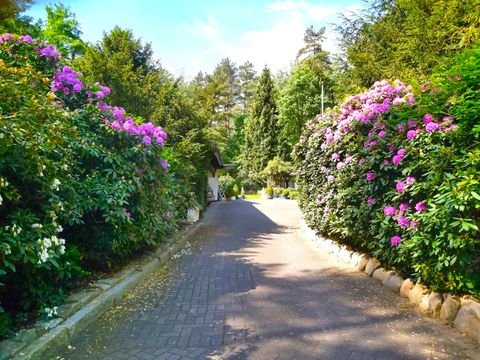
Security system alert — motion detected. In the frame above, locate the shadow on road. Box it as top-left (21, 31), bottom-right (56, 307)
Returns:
top-left (61, 200), bottom-right (478, 360)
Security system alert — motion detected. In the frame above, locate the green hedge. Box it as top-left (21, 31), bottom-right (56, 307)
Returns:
top-left (295, 46), bottom-right (480, 296)
top-left (0, 34), bottom-right (206, 337)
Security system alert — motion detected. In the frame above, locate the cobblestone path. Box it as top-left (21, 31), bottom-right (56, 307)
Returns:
top-left (61, 200), bottom-right (479, 360)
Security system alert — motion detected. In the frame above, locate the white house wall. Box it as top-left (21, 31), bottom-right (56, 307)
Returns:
top-left (208, 172), bottom-right (219, 201)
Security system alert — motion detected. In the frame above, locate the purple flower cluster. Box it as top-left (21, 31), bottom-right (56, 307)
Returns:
top-left (51, 66), bottom-right (84, 95)
top-left (103, 106), bottom-right (167, 146)
top-left (36, 45), bottom-right (60, 60)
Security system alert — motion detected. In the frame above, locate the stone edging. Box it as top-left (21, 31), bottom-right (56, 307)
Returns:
top-left (300, 219), bottom-right (480, 346)
top-left (0, 221), bottom-right (204, 360)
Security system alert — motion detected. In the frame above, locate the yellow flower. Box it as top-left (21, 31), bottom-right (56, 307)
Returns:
top-left (47, 92), bottom-right (56, 101)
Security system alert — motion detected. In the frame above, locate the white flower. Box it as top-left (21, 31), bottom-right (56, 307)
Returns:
top-left (44, 306), bottom-right (58, 318)
top-left (56, 225), bottom-right (63, 233)
top-left (2, 244), bottom-right (11, 255)
top-left (51, 179), bottom-right (61, 191)
top-left (11, 224), bottom-right (22, 237)
top-left (31, 223), bottom-right (43, 229)
top-left (0, 194), bottom-right (2, 206)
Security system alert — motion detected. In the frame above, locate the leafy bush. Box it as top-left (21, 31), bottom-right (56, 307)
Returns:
top-left (273, 187), bottom-right (283, 197)
top-left (296, 51), bottom-right (480, 296)
top-left (282, 188), bottom-right (290, 198)
top-left (264, 186), bottom-right (274, 198)
top-left (219, 174), bottom-right (237, 198)
top-left (0, 33), bottom-right (204, 337)
top-left (289, 190), bottom-right (299, 200)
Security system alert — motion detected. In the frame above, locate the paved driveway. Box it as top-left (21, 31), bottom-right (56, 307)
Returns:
top-left (61, 200), bottom-right (479, 359)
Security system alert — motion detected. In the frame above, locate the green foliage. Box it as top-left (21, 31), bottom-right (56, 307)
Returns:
top-left (337, 0), bottom-right (480, 90)
top-left (218, 174), bottom-right (237, 198)
top-left (262, 157), bottom-right (292, 187)
top-left (77, 27), bottom-right (164, 120)
top-left (289, 190), bottom-right (299, 200)
top-left (44, 4), bottom-right (86, 59)
top-left (282, 188), bottom-right (290, 198)
top-left (0, 34), bottom-right (210, 338)
top-left (277, 60), bottom-right (334, 159)
top-left (264, 186), bottom-right (274, 198)
top-left (296, 47), bottom-right (480, 296)
top-left (241, 67), bottom-right (279, 186)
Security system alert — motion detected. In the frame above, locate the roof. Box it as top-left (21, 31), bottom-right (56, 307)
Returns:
top-left (209, 151), bottom-right (223, 170)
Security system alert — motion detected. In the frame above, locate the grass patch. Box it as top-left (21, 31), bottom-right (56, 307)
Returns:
top-left (244, 193), bottom-right (261, 200)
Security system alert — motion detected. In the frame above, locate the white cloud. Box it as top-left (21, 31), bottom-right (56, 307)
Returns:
top-left (191, 15), bottom-right (220, 39)
top-left (177, 1), bottom-right (362, 78)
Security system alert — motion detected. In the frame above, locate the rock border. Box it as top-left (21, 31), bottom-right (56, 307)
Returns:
top-left (300, 219), bottom-right (480, 347)
top-left (0, 221), bottom-right (204, 360)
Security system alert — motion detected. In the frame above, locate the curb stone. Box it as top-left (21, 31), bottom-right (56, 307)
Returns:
top-left (0, 220), bottom-right (204, 360)
top-left (299, 218), bottom-right (480, 347)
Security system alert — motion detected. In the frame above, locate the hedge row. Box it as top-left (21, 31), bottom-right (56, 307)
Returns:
top-left (0, 34), bottom-right (203, 336)
top-left (295, 46), bottom-right (480, 296)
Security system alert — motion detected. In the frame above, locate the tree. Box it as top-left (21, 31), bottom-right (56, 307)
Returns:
top-left (297, 25), bottom-right (326, 60)
top-left (77, 27), bottom-right (165, 119)
top-left (262, 157), bottom-right (293, 187)
top-left (336, 0), bottom-right (480, 89)
top-left (0, 0), bottom-right (41, 37)
top-left (238, 61), bottom-right (257, 110)
top-left (241, 67), bottom-right (279, 185)
top-left (0, 0), bottom-right (32, 24)
top-left (44, 4), bottom-right (86, 59)
top-left (277, 26), bottom-right (335, 160)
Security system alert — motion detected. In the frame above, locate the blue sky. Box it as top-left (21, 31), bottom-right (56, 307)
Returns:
top-left (26, 0), bottom-right (361, 78)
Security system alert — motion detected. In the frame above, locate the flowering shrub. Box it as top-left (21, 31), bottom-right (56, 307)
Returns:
top-left (0, 34), bottom-right (198, 337)
top-left (296, 54), bottom-right (480, 296)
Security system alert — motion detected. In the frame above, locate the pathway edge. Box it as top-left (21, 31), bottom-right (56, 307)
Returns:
top-left (3, 219), bottom-right (205, 360)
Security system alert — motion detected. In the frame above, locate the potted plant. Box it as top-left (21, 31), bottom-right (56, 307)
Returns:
top-left (282, 188), bottom-right (290, 199)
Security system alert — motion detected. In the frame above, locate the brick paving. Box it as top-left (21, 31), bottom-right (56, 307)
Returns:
top-left (60, 200), bottom-right (480, 360)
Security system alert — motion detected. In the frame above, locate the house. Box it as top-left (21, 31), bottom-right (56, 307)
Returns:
top-left (207, 151), bottom-right (223, 202)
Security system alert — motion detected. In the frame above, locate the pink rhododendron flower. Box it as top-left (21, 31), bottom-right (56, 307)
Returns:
top-left (383, 206), bottom-right (396, 216)
top-left (383, 159), bottom-right (389, 166)
top-left (332, 153), bottom-right (340, 161)
top-left (142, 135), bottom-right (152, 145)
top-left (20, 35), bottom-right (34, 43)
top-left (406, 176), bottom-right (415, 185)
top-left (423, 113), bottom-right (434, 124)
top-left (396, 215), bottom-right (410, 228)
top-left (390, 235), bottom-right (402, 246)
top-left (399, 203), bottom-right (409, 212)
top-left (410, 220), bottom-right (418, 229)
top-left (366, 172), bottom-right (376, 181)
top-left (397, 148), bottom-right (407, 156)
top-left (406, 130), bottom-right (417, 140)
top-left (396, 124), bottom-right (405, 132)
top-left (160, 159), bottom-right (169, 168)
top-left (345, 156), bottom-right (353, 164)
top-left (95, 90), bottom-right (105, 99)
top-left (407, 119), bottom-right (418, 128)
top-left (336, 162), bottom-right (345, 169)
top-left (367, 197), bottom-right (376, 205)
top-left (378, 130), bottom-right (387, 139)
top-left (37, 45), bottom-right (60, 59)
top-left (392, 155), bottom-right (402, 166)
top-left (316, 194), bottom-right (323, 204)
top-left (327, 175), bottom-right (335, 183)
top-left (415, 201), bottom-right (426, 213)
top-left (396, 181), bottom-right (405, 193)
top-left (426, 122), bottom-right (440, 133)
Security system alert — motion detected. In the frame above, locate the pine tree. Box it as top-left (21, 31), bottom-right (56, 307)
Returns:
top-left (238, 61), bottom-right (257, 110)
top-left (77, 27), bottom-right (166, 119)
top-left (241, 67), bottom-right (279, 185)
